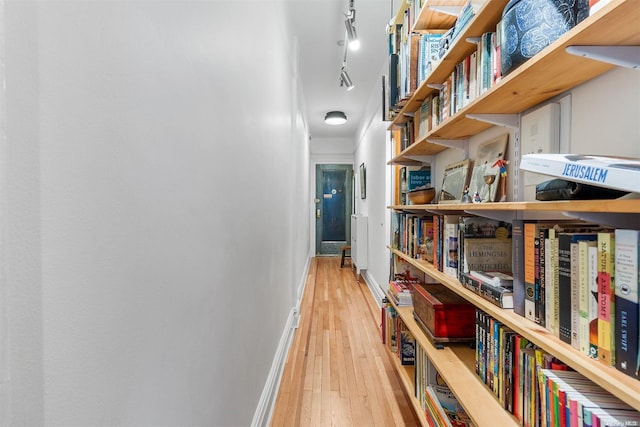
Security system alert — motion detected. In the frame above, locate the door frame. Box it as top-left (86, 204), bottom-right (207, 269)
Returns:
top-left (309, 157), bottom-right (354, 257)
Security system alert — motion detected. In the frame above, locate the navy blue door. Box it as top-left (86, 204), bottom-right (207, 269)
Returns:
top-left (315, 164), bottom-right (353, 255)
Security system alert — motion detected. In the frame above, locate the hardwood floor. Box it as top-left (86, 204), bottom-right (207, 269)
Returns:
top-left (270, 257), bottom-right (420, 427)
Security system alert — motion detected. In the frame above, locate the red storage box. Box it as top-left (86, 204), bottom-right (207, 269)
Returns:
top-left (411, 283), bottom-right (475, 347)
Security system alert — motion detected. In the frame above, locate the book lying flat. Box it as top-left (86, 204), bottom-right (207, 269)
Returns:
top-left (519, 154), bottom-right (640, 193)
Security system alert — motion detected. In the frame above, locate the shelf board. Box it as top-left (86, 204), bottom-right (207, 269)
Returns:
top-left (391, 0), bottom-right (640, 143)
top-left (389, 247), bottom-right (640, 411)
top-left (388, 356), bottom-right (429, 427)
top-left (414, 0), bottom-right (466, 31)
top-left (390, 0), bottom-right (509, 127)
top-left (388, 199), bottom-right (640, 215)
top-left (388, 297), bottom-right (519, 427)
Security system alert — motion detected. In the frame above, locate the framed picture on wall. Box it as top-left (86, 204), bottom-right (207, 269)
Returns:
top-left (359, 163), bottom-right (366, 199)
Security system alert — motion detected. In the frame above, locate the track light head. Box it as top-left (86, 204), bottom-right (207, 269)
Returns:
top-left (344, 18), bottom-right (360, 51)
top-left (340, 67), bottom-right (355, 91)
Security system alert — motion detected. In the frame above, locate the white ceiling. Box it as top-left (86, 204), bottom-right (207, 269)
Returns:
top-left (286, 0), bottom-right (393, 141)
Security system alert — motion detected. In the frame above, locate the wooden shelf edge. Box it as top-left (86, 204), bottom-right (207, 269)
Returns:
top-left (388, 247), bottom-right (640, 411)
top-left (387, 354), bottom-right (429, 427)
top-left (387, 199), bottom-right (640, 214)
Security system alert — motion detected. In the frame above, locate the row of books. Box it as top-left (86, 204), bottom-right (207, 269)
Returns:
top-left (513, 221), bottom-right (640, 379)
top-left (540, 369), bottom-right (640, 427)
top-left (475, 309), bottom-right (639, 427)
top-left (395, 212), bottom-right (640, 383)
top-left (476, 309), bottom-right (566, 425)
top-left (387, 1), bottom-right (477, 119)
top-left (381, 303), bottom-right (415, 366)
top-left (391, 211), bottom-right (434, 261)
top-left (415, 344), bottom-right (472, 427)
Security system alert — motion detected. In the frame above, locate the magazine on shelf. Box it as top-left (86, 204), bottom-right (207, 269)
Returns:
top-left (519, 153), bottom-right (640, 194)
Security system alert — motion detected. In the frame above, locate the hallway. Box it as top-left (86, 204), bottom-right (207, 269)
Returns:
top-left (270, 257), bottom-right (420, 426)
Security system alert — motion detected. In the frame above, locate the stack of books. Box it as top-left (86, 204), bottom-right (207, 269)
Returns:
top-left (460, 270), bottom-right (514, 309)
top-left (389, 279), bottom-right (419, 307)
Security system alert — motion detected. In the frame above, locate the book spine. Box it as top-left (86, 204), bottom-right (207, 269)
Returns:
top-left (512, 219), bottom-right (526, 317)
top-left (597, 232), bottom-right (615, 366)
top-left (588, 244), bottom-right (600, 359)
top-left (578, 241), bottom-right (596, 356)
top-left (614, 229), bottom-right (639, 377)
top-left (538, 227), bottom-right (547, 328)
top-left (480, 281), bottom-right (514, 309)
top-left (571, 242), bottom-right (581, 349)
top-left (558, 234), bottom-right (573, 344)
top-left (524, 223), bottom-right (537, 322)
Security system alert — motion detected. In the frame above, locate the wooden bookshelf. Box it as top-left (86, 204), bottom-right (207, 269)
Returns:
top-left (389, 0), bottom-right (640, 165)
top-left (386, 294), bottom-right (519, 427)
top-left (383, 0), bottom-right (640, 424)
top-left (389, 247), bottom-right (640, 412)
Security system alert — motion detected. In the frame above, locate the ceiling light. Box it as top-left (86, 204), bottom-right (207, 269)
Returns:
top-left (325, 111), bottom-right (347, 125)
top-left (340, 67), bottom-right (355, 91)
top-left (345, 18), bottom-right (360, 51)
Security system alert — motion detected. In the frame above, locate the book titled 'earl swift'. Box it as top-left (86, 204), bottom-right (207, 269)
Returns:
top-left (519, 154), bottom-right (640, 193)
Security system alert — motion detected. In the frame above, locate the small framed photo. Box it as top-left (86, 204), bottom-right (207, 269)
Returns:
top-left (468, 133), bottom-right (509, 202)
top-left (359, 163), bottom-right (366, 199)
top-left (440, 159), bottom-right (471, 203)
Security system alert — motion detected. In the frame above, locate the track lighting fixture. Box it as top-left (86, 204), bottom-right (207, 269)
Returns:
top-left (325, 111), bottom-right (347, 125)
top-left (340, 67), bottom-right (355, 91)
top-left (337, 0), bottom-right (357, 90)
top-left (345, 17), bottom-right (360, 51)
top-left (344, 0), bottom-right (359, 51)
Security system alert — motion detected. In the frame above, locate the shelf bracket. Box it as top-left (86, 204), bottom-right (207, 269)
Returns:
top-left (466, 37), bottom-right (481, 44)
top-left (466, 114), bottom-right (519, 129)
top-left (426, 138), bottom-right (469, 157)
top-left (405, 155), bottom-right (434, 164)
top-left (562, 211), bottom-right (640, 229)
top-left (565, 46), bottom-right (640, 70)
top-left (426, 83), bottom-right (444, 91)
top-left (427, 5), bottom-right (463, 17)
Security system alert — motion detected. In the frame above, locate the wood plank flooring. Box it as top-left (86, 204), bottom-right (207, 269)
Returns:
top-left (270, 257), bottom-right (420, 427)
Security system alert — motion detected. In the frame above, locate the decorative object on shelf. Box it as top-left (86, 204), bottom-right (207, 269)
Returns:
top-left (324, 111), bottom-right (347, 125)
top-left (411, 282), bottom-right (476, 349)
top-left (439, 159), bottom-right (471, 203)
top-left (468, 133), bottom-right (508, 203)
top-left (461, 186), bottom-right (473, 204)
top-left (482, 174), bottom-right (496, 202)
top-left (493, 159), bottom-right (509, 202)
top-left (359, 162), bottom-right (366, 199)
top-left (407, 186), bottom-right (436, 204)
top-left (500, 0), bottom-right (590, 75)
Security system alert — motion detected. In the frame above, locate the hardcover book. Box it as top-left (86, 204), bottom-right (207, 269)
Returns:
top-left (519, 153), bottom-right (640, 194)
top-left (598, 232), bottom-right (616, 366)
top-left (460, 216), bottom-right (512, 275)
top-left (558, 232), bottom-right (598, 345)
top-left (614, 229), bottom-right (639, 377)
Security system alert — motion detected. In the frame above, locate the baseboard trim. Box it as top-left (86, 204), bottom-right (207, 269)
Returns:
top-left (361, 270), bottom-right (385, 308)
top-left (251, 255), bottom-right (311, 427)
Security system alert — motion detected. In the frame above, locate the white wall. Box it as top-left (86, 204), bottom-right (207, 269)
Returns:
top-left (353, 73), bottom-right (389, 302)
top-left (1, 1), bottom-right (310, 426)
